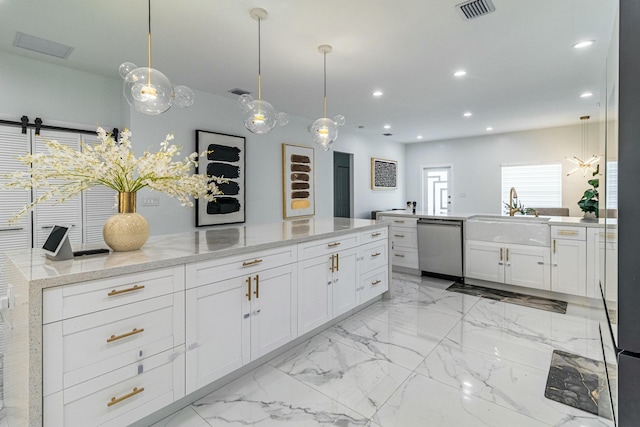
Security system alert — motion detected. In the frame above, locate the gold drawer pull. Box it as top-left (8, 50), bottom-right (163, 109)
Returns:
top-left (108, 285), bottom-right (145, 297)
top-left (558, 230), bottom-right (579, 236)
top-left (371, 232), bottom-right (382, 237)
top-left (107, 387), bottom-right (144, 407)
top-left (371, 252), bottom-right (381, 257)
top-left (242, 259), bottom-right (263, 267)
top-left (107, 328), bottom-right (144, 343)
top-left (395, 254), bottom-right (405, 258)
top-left (371, 279), bottom-right (382, 286)
top-left (394, 220), bottom-right (405, 223)
top-left (599, 232), bottom-right (616, 239)
top-left (328, 242), bottom-right (341, 247)
top-left (394, 234), bottom-right (405, 238)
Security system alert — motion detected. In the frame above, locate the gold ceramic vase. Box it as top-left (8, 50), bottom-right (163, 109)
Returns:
top-left (103, 192), bottom-right (150, 252)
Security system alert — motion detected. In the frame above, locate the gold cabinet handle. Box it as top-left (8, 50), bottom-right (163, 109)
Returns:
top-left (107, 328), bottom-right (144, 343)
top-left (394, 234), bottom-right (405, 238)
top-left (107, 387), bottom-right (144, 407)
top-left (395, 254), bottom-right (405, 258)
top-left (242, 259), bottom-right (263, 267)
top-left (330, 254), bottom-right (335, 272)
top-left (246, 276), bottom-right (252, 301)
top-left (558, 230), bottom-right (579, 236)
top-left (371, 252), bottom-right (381, 257)
top-left (599, 232), bottom-right (616, 239)
top-left (336, 253), bottom-right (339, 271)
top-left (394, 220), bottom-right (405, 223)
top-left (506, 248), bottom-right (509, 262)
top-left (371, 279), bottom-right (382, 286)
top-left (327, 242), bottom-right (341, 247)
top-left (553, 240), bottom-right (556, 254)
top-left (253, 275), bottom-right (259, 298)
top-left (499, 248), bottom-right (503, 261)
top-left (108, 285), bottom-right (145, 297)
top-left (371, 232), bottom-right (382, 237)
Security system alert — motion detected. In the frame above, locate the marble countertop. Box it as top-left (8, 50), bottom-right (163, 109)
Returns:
top-left (376, 210), bottom-right (616, 228)
top-left (3, 217), bottom-right (385, 288)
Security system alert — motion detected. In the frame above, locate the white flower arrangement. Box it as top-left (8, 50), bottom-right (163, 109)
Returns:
top-left (3, 127), bottom-right (226, 223)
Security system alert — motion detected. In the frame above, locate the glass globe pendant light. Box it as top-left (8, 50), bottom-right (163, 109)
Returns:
top-left (311, 45), bottom-right (345, 151)
top-left (238, 8), bottom-right (288, 134)
top-left (119, 0), bottom-right (194, 115)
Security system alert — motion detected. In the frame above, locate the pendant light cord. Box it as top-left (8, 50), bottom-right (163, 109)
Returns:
top-left (323, 51), bottom-right (327, 117)
top-left (147, 0), bottom-right (152, 77)
top-left (257, 17), bottom-right (262, 100)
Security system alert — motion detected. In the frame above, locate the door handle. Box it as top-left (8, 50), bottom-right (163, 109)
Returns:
top-left (336, 253), bottom-right (339, 271)
top-left (246, 276), bottom-right (252, 301)
top-left (499, 248), bottom-right (503, 261)
top-left (253, 274), bottom-right (259, 298)
top-left (553, 240), bottom-right (556, 254)
top-left (506, 248), bottom-right (509, 262)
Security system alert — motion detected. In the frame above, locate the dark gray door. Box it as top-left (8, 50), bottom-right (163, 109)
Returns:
top-left (333, 151), bottom-right (352, 218)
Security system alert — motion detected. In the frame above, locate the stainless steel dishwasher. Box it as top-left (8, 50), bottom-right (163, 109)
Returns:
top-left (417, 218), bottom-right (464, 282)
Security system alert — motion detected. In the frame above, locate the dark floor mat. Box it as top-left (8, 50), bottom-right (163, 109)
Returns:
top-left (446, 282), bottom-right (567, 314)
top-left (544, 350), bottom-right (612, 420)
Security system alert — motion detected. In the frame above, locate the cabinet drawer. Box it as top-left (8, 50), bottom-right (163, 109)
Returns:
top-left (551, 226), bottom-right (586, 240)
top-left (43, 266), bottom-right (184, 323)
top-left (44, 349), bottom-right (184, 427)
top-left (359, 240), bottom-right (388, 274)
top-left (391, 248), bottom-right (419, 268)
top-left (190, 245), bottom-right (297, 288)
top-left (390, 229), bottom-right (418, 248)
top-left (44, 294), bottom-right (184, 394)
top-left (359, 266), bottom-right (388, 303)
top-left (359, 227), bottom-right (388, 244)
top-left (299, 233), bottom-right (358, 260)
top-left (379, 216), bottom-right (418, 228)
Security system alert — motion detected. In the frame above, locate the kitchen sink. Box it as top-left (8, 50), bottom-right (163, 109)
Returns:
top-left (466, 214), bottom-right (551, 246)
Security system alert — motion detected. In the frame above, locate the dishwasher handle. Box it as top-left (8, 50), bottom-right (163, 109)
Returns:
top-left (417, 219), bottom-right (462, 227)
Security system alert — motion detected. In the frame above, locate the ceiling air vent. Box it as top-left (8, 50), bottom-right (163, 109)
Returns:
top-left (228, 88), bottom-right (252, 96)
top-left (455, 0), bottom-right (496, 20)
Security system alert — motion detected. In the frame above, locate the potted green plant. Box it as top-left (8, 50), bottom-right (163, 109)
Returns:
top-left (577, 171), bottom-right (599, 218)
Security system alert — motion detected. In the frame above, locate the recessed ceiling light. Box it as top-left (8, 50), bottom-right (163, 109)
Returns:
top-left (580, 92), bottom-right (593, 98)
top-left (383, 124), bottom-right (391, 129)
top-left (572, 40), bottom-right (595, 49)
top-left (372, 90), bottom-right (383, 97)
top-left (486, 127), bottom-right (493, 131)
top-left (454, 70), bottom-right (467, 77)
top-left (417, 135), bottom-right (423, 139)
top-left (463, 112), bottom-right (472, 117)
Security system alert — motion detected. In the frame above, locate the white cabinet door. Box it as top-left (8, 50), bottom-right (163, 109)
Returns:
top-left (33, 130), bottom-right (83, 247)
top-left (331, 247), bottom-right (358, 318)
top-left (0, 125), bottom-right (32, 270)
top-left (298, 255), bottom-right (333, 335)
top-left (551, 238), bottom-right (587, 296)
top-left (250, 264), bottom-right (297, 360)
top-left (185, 276), bottom-right (250, 393)
top-left (505, 245), bottom-right (550, 290)
top-left (465, 240), bottom-right (504, 283)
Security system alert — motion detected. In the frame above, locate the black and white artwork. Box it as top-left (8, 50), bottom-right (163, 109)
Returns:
top-left (371, 157), bottom-right (398, 190)
top-left (196, 130), bottom-right (245, 226)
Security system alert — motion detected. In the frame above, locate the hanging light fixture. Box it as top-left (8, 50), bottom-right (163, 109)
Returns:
top-left (238, 8), bottom-right (288, 134)
top-left (311, 44), bottom-right (345, 151)
top-left (566, 115), bottom-right (600, 176)
top-left (119, 0), bottom-right (194, 115)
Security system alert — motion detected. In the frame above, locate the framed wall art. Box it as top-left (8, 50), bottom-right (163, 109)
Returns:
top-left (371, 157), bottom-right (398, 190)
top-left (195, 130), bottom-right (246, 226)
top-left (282, 143), bottom-right (315, 219)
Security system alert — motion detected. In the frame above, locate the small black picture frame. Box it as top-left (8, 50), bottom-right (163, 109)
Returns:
top-left (195, 130), bottom-right (246, 227)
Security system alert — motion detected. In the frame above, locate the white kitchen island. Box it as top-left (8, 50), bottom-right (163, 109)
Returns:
top-left (2, 217), bottom-right (389, 427)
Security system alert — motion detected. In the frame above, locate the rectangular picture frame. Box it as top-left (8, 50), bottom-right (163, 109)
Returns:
top-left (371, 157), bottom-right (398, 190)
top-left (195, 130), bottom-right (246, 227)
top-left (282, 143), bottom-right (315, 219)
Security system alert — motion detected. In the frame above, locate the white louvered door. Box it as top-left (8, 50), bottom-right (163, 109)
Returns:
top-left (81, 135), bottom-right (117, 244)
top-left (32, 130), bottom-right (83, 247)
top-left (0, 125), bottom-right (32, 267)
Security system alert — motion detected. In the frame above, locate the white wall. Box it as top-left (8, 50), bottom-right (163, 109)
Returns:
top-left (405, 123), bottom-right (601, 217)
top-left (129, 91), bottom-right (407, 233)
top-left (0, 50), bottom-right (406, 235)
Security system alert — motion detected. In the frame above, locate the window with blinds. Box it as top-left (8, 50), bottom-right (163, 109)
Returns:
top-left (606, 161), bottom-right (618, 210)
top-left (501, 164), bottom-right (562, 213)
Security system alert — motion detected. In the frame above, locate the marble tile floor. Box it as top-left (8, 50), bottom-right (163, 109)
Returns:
top-left (150, 272), bottom-right (614, 427)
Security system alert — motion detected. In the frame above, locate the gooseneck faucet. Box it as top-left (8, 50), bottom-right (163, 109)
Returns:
top-left (509, 187), bottom-right (519, 216)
